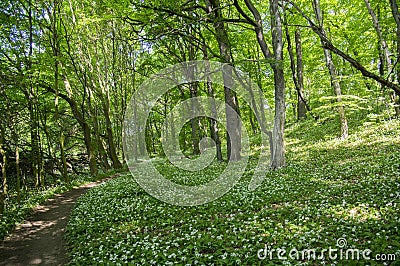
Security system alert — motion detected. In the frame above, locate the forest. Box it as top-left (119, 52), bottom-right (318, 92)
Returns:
top-left (0, 0), bottom-right (399, 264)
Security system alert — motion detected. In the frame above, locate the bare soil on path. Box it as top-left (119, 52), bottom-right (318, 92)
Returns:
top-left (0, 176), bottom-right (115, 266)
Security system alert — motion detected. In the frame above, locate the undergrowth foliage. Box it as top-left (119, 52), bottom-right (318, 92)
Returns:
top-left (66, 118), bottom-right (400, 265)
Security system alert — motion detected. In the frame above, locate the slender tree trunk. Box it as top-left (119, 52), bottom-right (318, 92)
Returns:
top-left (289, 0), bottom-right (400, 96)
top-left (149, 116), bottom-right (157, 155)
top-left (0, 193), bottom-right (3, 215)
top-left (206, 0), bottom-right (242, 161)
top-left (188, 45), bottom-right (201, 155)
top-left (81, 85), bottom-right (98, 176)
top-left (93, 107), bottom-right (111, 171)
top-left (324, 43), bottom-right (348, 139)
top-left (51, 75), bottom-right (99, 176)
top-left (110, 20), bottom-right (125, 155)
top-left (177, 86), bottom-right (191, 155)
top-left (390, 0), bottom-right (400, 69)
top-left (93, 36), bottom-right (122, 169)
top-left (365, 0), bottom-right (399, 116)
top-left (295, 27), bottom-right (308, 119)
top-left (26, 89), bottom-right (44, 187)
top-left (235, 0), bottom-right (285, 168)
top-left (170, 109), bottom-right (177, 154)
top-left (250, 112), bottom-right (258, 134)
top-left (0, 125), bottom-right (6, 195)
top-left (133, 94), bottom-right (139, 161)
top-left (254, 46), bottom-right (270, 145)
top-left (203, 49), bottom-right (223, 161)
top-left (285, 24), bottom-right (300, 117)
top-left (102, 95), bottom-right (123, 169)
top-left (162, 96), bottom-right (170, 154)
top-left (26, 0), bottom-right (42, 187)
top-left (313, 0), bottom-right (348, 139)
top-left (52, 0), bottom-right (68, 182)
top-left (189, 93), bottom-right (201, 155)
top-left (270, 0), bottom-right (286, 168)
top-left (83, 121), bottom-right (98, 175)
top-left (15, 136), bottom-right (20, 204)
top-left (0, 148), bottom-right (3, 214)
top-left (60, 6), bottom-right (98, 176)
top-left (285, 24), bottom-right (308, 120)
top-left (254, 46), bottom-right (267, 131)
top-left (0, 123), bottom-right (6, 214)
top-left (364, 0), bottom-right (392, 74)
top-left (41, 111), bottom-right (56, 178)
top-left (389, 0), bottom-right (400, 117)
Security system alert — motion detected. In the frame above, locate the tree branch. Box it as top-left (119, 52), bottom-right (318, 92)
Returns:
top-left (233, 0), bottom-right (257, 27)
top-left (286, 0), bottom-right (400, 96)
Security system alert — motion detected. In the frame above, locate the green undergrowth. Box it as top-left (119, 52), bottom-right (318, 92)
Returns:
top-left (0, 169), bottom-right (120, 241)
top-left (66, 117), bottom-right (400, 265)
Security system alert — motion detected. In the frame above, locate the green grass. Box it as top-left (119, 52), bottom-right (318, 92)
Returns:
top-left (66, 117), bottom-right (400, 265)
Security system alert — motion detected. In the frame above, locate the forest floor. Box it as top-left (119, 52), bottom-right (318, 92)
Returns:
top-left (0, 176), bottom-right (116, 266)
top-left (65, 117), bottom-right (400, 265)
top-left (1, 117), bottom-right (399, 265)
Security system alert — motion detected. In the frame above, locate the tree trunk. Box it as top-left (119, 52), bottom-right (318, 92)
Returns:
top-left (187, 46), bottom-right (201, 155)
top-left (364, 0), bottom-right (392, 74)
top-left (50, 75), bottom-right (99, 176)
top-left (389, 0), bottom-right (400, 117)
top-left (0, 126), bottom-right (5, 212)
top-left (26, 93), bottom-right (41, 186)
top-left (15, 137), bottom-right (20, 204)
top-left (83, 121), bottom-right (98, 176)
top-left (0, 125), bottom-right (7, 195)
top-left (133, 94), bottom-right (139, 161)
top-left (295, 27), bottom-right (308, 119)
top-left (149, 116), bottom-right (157, 155)
top-left (81, 84), bottom-right (98, 176)
top-left (52, 0), bottom-right (69, 183)
top-left (270, 0), bottom-right (286, 168)
top-left (102, 95), bottom-right (123, 169)
top-left (91, 38), bottom-right (122, 169)
top-left (313, 0), bottom-right (348, 139)
top-left (255, 46), bottom-right (267, 132)
top-left (204, 55), bottom-right (223, 161)
top-left (285, 24), bottom-right (299, 118)
top-left (289, 0), bottom-right (400, 97)
top-left (235, 0), bottom-right (286, 168)
top-left (365, 0), bottom-right (399, 116)
top-left (189, 96), bottom-right (201, 155)
top-left (285, 24), bottom-right (308, 120)
top-left (59, 8), bottom-right (98, 176)
top-left (206, 0), bottom-right (241, 161)
top-left (93, 107), bottom-right (111, 171)
top-left (26, 0), bottom-right (42, 187)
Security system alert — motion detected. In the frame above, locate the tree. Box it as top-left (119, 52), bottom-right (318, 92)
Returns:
top-left (285, 23), bottom-right (310, 120)
top-left (312, 0), bottom-right (348, 139)
top-left (288, 0), bottom-right (400, 97)
top-left (50, 0), bottom-right (69, 182)
top-left (389, 0), bottom-right (400, 116)
top-left (233, 0), bottom-right (286, 168)
top-left (206, 0), bottom-right (242, 161)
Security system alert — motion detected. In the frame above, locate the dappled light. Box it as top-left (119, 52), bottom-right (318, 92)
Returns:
top-left (0, 178), bottom-right (113, 265)
top-left (1, 0), bottom-right (400, 264)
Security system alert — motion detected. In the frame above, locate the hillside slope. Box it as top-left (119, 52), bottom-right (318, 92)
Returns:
top-left (66, 117), bottom-right (400, 265)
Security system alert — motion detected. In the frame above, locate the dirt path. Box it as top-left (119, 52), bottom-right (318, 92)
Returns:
top-left (0, 177), bottom-right (114, 266)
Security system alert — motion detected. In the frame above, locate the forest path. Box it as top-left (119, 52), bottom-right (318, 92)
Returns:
top-left (0, 175), bottom-right (116, 266)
